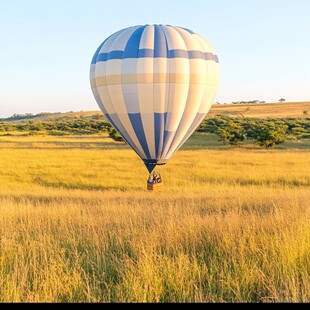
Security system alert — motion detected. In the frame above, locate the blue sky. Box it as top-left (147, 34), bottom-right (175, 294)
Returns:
top-left (0, 0), bottom-right (309, 117)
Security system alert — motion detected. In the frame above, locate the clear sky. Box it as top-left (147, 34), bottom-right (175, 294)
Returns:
top-left (0, 0), bottom-right (309, 117)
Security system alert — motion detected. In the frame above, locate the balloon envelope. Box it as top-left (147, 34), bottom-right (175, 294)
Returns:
top-left (90, 25), bottom-right (220, 172)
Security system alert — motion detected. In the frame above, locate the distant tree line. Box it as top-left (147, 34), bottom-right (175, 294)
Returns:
top-left (2, 112), bottom-right (58, 121)
top-left (0, 117), bottom-right (109, 135)
top-left (0, 114), bottom-right (130, 142)
top-left (231, 100), bottom-right (266, 104)
top-left (0, 114), bottom-right (309, 148)
top-left (218, 98), bottom-right (286, 105)
top-left (198, 115), bottom-right (310, 148)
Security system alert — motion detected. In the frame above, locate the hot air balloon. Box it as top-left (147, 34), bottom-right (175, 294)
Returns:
top-left (90, 25), bottom-right (220, 186)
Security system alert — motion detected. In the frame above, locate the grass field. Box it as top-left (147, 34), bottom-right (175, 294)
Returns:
top-left (4, 101), bottom-right (309, 122)
top-left (208, 101), bottom-right (310, 119)
top-left (0, 132), bottom-right (309, 302)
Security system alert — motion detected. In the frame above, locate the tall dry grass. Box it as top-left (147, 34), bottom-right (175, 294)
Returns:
top-left (0, 135), bottom-right (309, 302)
top-left (209, 101), bottom-right (310, 119)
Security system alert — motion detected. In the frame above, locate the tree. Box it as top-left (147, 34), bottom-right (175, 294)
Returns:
top-left (251, 121), bottom-right (287, 148)
top-left (279, 98), bottom-right (286, 102)
top-left (215, 120), bottom-right (246, 146)
top-left (216, 127), bottom-right (231, 145)
top-left (108, 128), bottom-right (124, 142)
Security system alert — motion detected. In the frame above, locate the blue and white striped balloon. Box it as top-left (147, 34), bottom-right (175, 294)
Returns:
top-left (90, 25), bottom-right (220, 172)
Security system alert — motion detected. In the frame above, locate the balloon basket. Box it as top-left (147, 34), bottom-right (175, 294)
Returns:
top-left (147, 171), bottom-right (163, 191)
top-left (147, 181), bottom-right (163, 191)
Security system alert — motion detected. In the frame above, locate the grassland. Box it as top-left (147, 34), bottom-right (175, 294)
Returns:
top-left (208, 101), bottom-right (310, 119)
top-left (0, 131), bottom-right (309, 302)
top-left (4, 101), bottom-right (309, 122)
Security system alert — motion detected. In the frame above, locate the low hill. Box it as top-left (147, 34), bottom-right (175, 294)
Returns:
top-left (2, 101), bottom-right (309, 122)
top-left (1, 111), bottom-right (103, 122)
top-left (208, 101), bottom-right (309, 119)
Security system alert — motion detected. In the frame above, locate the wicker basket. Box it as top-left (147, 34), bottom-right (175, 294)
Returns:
top-left (147, 181), bottom-right (163, 190)
top-left (147, 171), bottom-right (163, 190)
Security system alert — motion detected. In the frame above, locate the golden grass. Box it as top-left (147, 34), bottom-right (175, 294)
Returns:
top-left (0, 135), bottom-right (309, 302)
top-left (208, 101), bottom-right (310, 119)
top-left (8, 101), bottom-right (308, 121)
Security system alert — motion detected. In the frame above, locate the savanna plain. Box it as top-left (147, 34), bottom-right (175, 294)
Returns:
top-left (0, 103), bottom-right (309, 302)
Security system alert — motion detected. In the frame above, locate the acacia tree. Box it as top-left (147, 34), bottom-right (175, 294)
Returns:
top-left (251, 121), bottom-right (287, 148)
top-left (108, 128), bottom-right (124, 142)
top-left (216, 120), bottom-right (246, 145)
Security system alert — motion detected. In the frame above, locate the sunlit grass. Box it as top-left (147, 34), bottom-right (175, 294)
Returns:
top-left (0, 134), bottom-right (309, 302)
top-left (209, 101), bottom-right (310, 119)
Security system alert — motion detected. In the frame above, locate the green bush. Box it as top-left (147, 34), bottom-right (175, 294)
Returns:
top-left (199, 116), bottom-right (310, 148)
top-left (108, 128), bottom-right (124, 142)
top-left (216, 121), bottom-right (246, 145)
top-left (250, 121), bottom-right (288, 148)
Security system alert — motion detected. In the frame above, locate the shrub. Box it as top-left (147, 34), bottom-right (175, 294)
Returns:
top-left (108, 128), bottom-right (124, 142)
top-left (216, 121), bottom-right (246, 145)
top-left (250, 121), bottom-right (288, 148)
